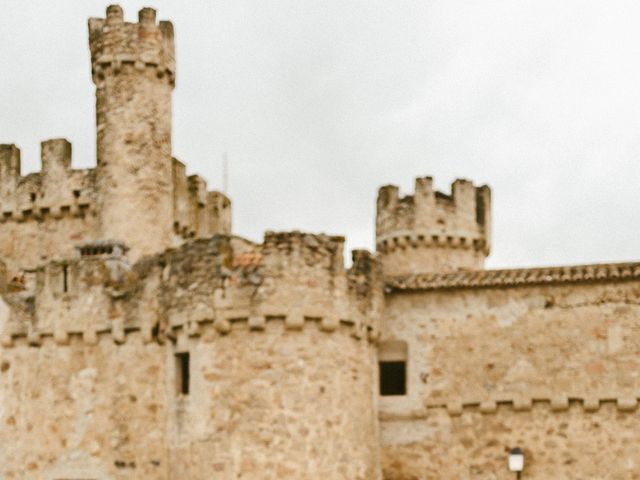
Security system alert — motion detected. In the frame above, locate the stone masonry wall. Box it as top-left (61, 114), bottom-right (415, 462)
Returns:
top-left (0, 333), bottom-right (169, 480)
top-left (0, 231), bottom-right (382, 479)
top-left (169, 321), bottom-right (379, 479)
top-left (380, 279), bottom-right (640, 479)
top-left (381, 403), bottom-right (640, 479)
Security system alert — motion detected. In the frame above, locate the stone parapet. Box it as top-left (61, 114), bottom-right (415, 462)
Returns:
top-left (171, 158), bottom-right (231, 240)
top-left (0, 313), bottom-right (379, 349)
top-left (421, 394), bottom-right (640, 416)
top-left (379, 395), bottom-right (640, 422)
top-left (0, 140), bottom-right (95, 222)
top-left (0, 232), bottom-right (382, 348)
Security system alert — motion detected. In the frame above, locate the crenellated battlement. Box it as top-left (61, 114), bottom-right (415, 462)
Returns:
top-left (376, 177), bottom-right (491, 275)
top-left (261, 230), bottom-right (345, 271)
top-left (0, 140), bottom-right (96, 222)
top-left (0, 139), bottom-right (231, 278)
top-left (0, 232), bottom-right (381, 348)
top-left (88, 5), bottom-right (175, 86)
top-left (379, 394), bottom-right (640, 422)
top-left (171, 158), bottom-right (231, 240)
top-left (425, 394), bottom-right (640, 416)
top-left (376, 177), bottom-right (491, 251)
top-left (0, 310), bottom-right (379, 349)
top-left (0, 140), bottom-right (98, 276)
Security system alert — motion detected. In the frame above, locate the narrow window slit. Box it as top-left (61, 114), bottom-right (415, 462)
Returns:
top-left (175, 352), bottom-right (190, 395)
top-left (62, 264), bottom-right (69, 293)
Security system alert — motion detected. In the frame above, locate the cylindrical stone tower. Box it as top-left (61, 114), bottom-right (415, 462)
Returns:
top-left (89, 5), bottom-right (175, 260)
top-left (163, 233), bottom-right (384, 479)
top-left (376, 176), bottom-right (491, 277)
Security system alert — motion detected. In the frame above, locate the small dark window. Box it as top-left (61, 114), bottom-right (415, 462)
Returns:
top-left (175, 352), bottom-right (190, 395)
top-left (62, 264), bottom-right (69, 293)
top-left (378, 340), bottom-right (408, 396)
top-left (30, 193), bottom-right (36, 202)
top-left (73, 189), bottom-right (81, 198)
top-left (380, 361), bottom-right (406, 396)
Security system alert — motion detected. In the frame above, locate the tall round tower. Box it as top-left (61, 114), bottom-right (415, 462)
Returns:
top-left (89, 5), bottom-right (175, 260)
top-left (163, 233), bottom-right (383, 479)
top-left (376, 176), bottom-right (491, 277)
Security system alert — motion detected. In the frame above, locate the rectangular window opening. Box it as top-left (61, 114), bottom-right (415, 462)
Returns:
top-left (175, 352), bottom-right (190, 395)
top-left (379, 361), bottom-right (406, 396)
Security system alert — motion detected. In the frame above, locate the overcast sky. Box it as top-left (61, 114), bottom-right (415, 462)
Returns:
top-left (1, 1), bottom-right (639, 268)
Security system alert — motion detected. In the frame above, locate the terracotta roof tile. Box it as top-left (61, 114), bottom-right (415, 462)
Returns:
top-left (385, 262), bottom-right (640, 291)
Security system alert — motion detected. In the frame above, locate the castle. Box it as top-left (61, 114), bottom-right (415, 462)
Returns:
top-left (0, 6), bottom-right (639, 480)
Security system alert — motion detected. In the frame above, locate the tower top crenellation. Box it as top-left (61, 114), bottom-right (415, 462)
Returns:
top-left (376, 176), bottom-right (491, 276)
top-left (89, 5), bottom-right (175, 86)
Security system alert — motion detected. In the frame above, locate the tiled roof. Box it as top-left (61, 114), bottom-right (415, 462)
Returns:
top-left (385, 262), bottom-right (640, 291)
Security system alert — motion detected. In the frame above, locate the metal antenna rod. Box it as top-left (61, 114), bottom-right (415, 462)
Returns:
top-left (222, 152), bottom-right (228, 194)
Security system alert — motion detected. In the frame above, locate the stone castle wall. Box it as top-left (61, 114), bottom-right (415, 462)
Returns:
top-left (0, 141), bottom-right (98, 278)
top-left (0, 333), bottom-right (168, 479)
top-left (0, 140), bottom-right (230, 281)
top-left (0, 232), bottom-right (383, 479)
top-left (381, 403), bottom-right (640, 479)
top-left (160, 234), bottom-right (382, 479)
top-left (379, 276), bottom-right (640, 478)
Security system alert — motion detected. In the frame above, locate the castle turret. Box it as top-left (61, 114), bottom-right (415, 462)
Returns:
top-left (89, 5), bottom-right (175, 260)
top-left (0, 145), bottom-right (21, 213)
top-left (376, 177), bottom-right (491, 277)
